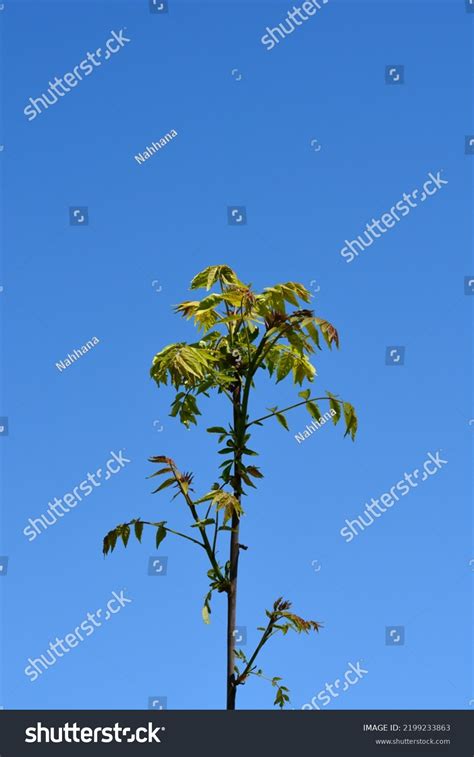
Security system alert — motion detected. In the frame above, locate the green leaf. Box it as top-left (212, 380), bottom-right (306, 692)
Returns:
top-left (152, 477), bottom-right (175, 494)
top-left (238, 466), bottom-right (257, 488)
top-left (194, 491), bottom-right (216, 504)
top-left (191, 518), bottom-right (216, 528)
top-left (343, 401), bottom-right (358, 441)
top-left (306, 321), bottom-right (321, 349)
top-left (316, 318), bottom-right (339, 349)
top-left (275, 412), bottom-right (289, 431)
top-left (102, 528), bottom-right (119, 555)
top-left (242, 447), bottom-right (259, 456)
top-left (291, 353), bottom-right (316, 385)
top-left (190, 265), bottom-right (241, 291)
top-left (207, 426), bottom-right (227, 434)
top-left (109, 529), bottom-right (118, 553)
top-left (102, 533), bottom-right (110, 556)
top-left (147, 466), bottom-right (173, 479)
top-left (298, 389), bottom-right (311, 401)
top-left (274, 687), bottom-right (286, 709)
top-left (326, 391), bottom-right (341, 424)
top-left (202, 605), bottom-right (210, 625)
top-left (276, 352), bottom-right (294, 382)
top-left (155, 524), bottom-right (167, 549)
top-left (307, 401), bottom-right (322, 422)
top-left (246, 466), bottom-right (264, 479)
top-left (212, 491), bottom-right (243, 525)
top-left (134, 521), bottom-right (144, 543)
top-left (197, 293), bottom-right (223, 311)
top-left (121, 525), bottom-right (130, 548)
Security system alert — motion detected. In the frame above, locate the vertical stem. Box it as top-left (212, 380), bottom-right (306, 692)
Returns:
top-left (226, 383), bottom-right (242, 709)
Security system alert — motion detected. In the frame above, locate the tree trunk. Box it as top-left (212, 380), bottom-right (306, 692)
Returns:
top-left (226, 385), bottom-right (242, 709)
top-left (226, 506), bottom-right (241, 709)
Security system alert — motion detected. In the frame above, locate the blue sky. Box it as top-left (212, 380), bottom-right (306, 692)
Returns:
top-left (1, 0), bottom-right (473, 710)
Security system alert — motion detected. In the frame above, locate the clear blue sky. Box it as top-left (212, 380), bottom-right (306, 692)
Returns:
top-left (1, 0), bottom-right (473, 710)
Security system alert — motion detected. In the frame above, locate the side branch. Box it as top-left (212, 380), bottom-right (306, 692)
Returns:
top-left (247, 395), bottom-right (346, 427)
top-left (232, 598), bottom-right (321, 705)
top-left (102, 519), bottom-right (205, 555)
top-left (235, 619), bottom-right (274, 685)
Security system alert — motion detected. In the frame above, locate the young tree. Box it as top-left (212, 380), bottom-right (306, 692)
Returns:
top-left (102, 265), bottom-right (358, 709)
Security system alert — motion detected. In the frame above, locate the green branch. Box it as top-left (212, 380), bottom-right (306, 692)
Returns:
top-left (235, 619), bottom-right (274, 685)
top-left (174, 476), bottom-right (227, 583)
top-left (247, 395), bottom-right (345, 427)
top-left (103, 519), bottom-right (204, 552)
top-left (165, 526), bottom-right (204, 547)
